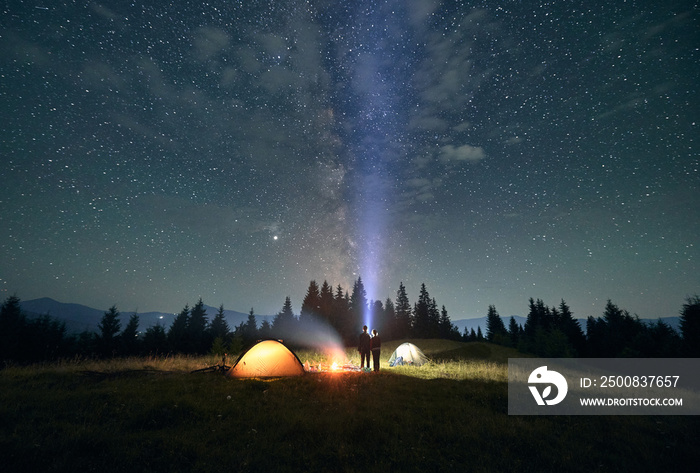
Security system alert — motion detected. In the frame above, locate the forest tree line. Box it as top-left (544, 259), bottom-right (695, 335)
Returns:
top-left (0, 277), bottom-right (461, 362)
top-left (1, 275), bottom-right (699, 363)
top-left (484, 296), bottom-right (700, 358)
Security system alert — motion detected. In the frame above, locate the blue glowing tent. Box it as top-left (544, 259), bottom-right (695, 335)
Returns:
top-left (388, 342), bottom-right (428, 366)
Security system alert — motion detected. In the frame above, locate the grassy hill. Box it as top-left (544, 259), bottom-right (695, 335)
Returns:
top-left (1, 340), bottom-right (697, 472)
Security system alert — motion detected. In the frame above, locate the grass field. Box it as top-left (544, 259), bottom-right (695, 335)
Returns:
top-left (1, 340), bottom-right (698, 472)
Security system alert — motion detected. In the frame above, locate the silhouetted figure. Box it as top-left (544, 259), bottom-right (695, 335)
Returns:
top-left (370, 329), bottom-right (381, 372)
top-left (358, 325), bottom-right (371, 369)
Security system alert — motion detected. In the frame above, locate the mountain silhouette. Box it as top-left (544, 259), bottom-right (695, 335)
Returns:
top-left (19, 298), bottom-right (274, 334)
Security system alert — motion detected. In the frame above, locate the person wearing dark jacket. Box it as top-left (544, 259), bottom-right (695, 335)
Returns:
top-left (370, 329), bottom-right (381, 372)
top-left (358, 325), bottom-right (371, 369)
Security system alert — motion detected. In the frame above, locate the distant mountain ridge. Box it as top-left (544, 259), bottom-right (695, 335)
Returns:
top-left (19, 297), bottom-right (275, 334)
top-left (19, 298), bottom-right (680, 336)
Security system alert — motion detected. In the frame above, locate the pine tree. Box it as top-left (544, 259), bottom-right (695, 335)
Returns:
top-left (394, 282), bottom-right (411, 339)
top-left (188, 298), bottom-right (209, 354)
top-left (319, 280), bottom-right (334, 324)
top-left (25, 314), bottom-right (66, 362)
top-left (168, 305), bottom-right (190, 353)
top-left (300, 280), bottom-right (321, 326)
top-left (97, 305), bottom-right (121, 357)
top-left (143, 325), bottom-right (167, 355)
top-left (350, 277), bottom-right (367, 333)
top-left (72, 330), bottom-right (96, 357)
top-left (603, 300), bottom-right (643, 357)
top-left (243, 308), bottom-right (258, 344)
top-left (585, 315), bottom-right (604, 356)
top-left (485, 305), bottom-right (507, 344)
top-left (330, 284), bottom-right (350, 338)
top-left (120, 313), bottom-right (141, 356)
top-left (412, 283), bottom-right (431, 338)
top-left (258, 319), bottom-right (272, 339)
top-left (680, 295), bottom-right (700, 357)
top-left (428, 297), bottom-right (440, 338)
top-left (370, 299), bottom-right (385, 334)
top-left (523, 298), bottom-right (549, 336)
top-left (333, 285), bottom-right (351, 341)
top-left (521, 298), bottom-right (549, 354)
top-left (209, 305), bottom-right (230, 342)
top-left (557, 300), bottom-right (586, 356)
top-left (439, 305), bottom-right (459, 340)
top-left (0, 295), bottom-right (26, 361)
top-left (383, 298), bottom-right (395, 339)
top-left (273, 296), bottom-right (296, 338)
top-left (585, 300), bottom-right (646, 357)
top-left (645, 320), bottom-right (681, 357)
top-left (508, 316), bottom-right (520, 347)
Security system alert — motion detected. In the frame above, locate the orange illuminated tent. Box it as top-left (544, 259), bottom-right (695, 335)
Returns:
top-left (228, 340), bottom-right (305, 378)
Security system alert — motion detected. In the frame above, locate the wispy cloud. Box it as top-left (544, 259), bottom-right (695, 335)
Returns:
top-left (405, 177), bottom-right (443, 203)
top-left (406, 0), bottom-right (441, 27)
top-left (409, 8), bottom-right (496, 133)
top-left (438, 144), bottom-right (486, 163)
top-left (192, 26), bottom-right (230, 60)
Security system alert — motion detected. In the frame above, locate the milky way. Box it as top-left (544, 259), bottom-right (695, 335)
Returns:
top-left (1, 1), bottom-right (697, 320)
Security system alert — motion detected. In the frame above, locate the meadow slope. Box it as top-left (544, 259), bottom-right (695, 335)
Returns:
top-left (1, 341), bottom-right (698, 473)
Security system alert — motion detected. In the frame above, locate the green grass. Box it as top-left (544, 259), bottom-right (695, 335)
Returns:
top-left (1, 341), bottom-right (698, 473)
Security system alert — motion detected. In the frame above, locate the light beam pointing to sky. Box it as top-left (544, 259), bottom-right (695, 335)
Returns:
top-left (343, 6), bottom-right (403, 329)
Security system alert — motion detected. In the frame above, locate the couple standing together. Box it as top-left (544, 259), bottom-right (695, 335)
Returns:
top-left (358, 325), bottom-right (381, 372)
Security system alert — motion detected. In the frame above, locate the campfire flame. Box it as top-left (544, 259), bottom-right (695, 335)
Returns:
top-left (303, 344), bottom-right (361, 373)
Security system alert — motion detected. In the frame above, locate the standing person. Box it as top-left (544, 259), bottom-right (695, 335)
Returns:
top-left (358, 325), bottom-right (371, 369)
top-left (370, 329), bottom-right (381, 372)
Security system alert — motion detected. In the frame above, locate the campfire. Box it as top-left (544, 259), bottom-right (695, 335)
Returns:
top-left (300, 344), bottom-right (364, 373)
top-left (303, 360), bottom-right (362, 373)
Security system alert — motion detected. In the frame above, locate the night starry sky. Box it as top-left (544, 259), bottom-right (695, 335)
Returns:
top-left (1, 1), bottom-right (698, 320)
